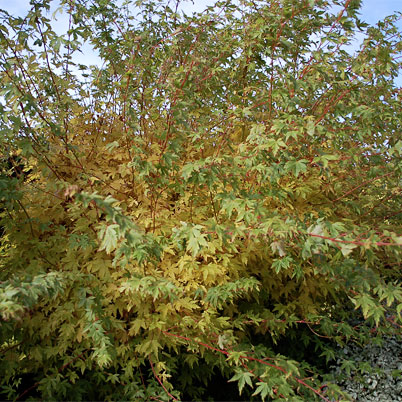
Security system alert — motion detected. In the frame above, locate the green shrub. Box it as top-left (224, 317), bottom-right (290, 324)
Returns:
top-left (0, 0), bottom-right (401, 400)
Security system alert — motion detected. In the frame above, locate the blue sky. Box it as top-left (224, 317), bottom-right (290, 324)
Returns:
top-left (354, 0), bottom-right (401, 25)
top-left (2, 0), bottom-right (401, 24)
top-left (0, 0), bottom-right (401, 83)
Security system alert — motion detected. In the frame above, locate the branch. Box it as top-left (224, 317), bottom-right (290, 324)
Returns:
top-left (307, 233), bottom-right (401, 247)
top-left (149, 358), bottom-right (178, 401)
top-left (332, 172), bottom-right (394, 202)
top-left (162, 330), bottom-right (331, 401)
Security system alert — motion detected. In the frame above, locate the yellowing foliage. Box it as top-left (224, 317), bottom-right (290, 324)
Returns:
top-left (0, 0), bottom-right (401, 400)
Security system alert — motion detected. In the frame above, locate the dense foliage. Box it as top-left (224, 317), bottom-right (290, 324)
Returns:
top-left (0, 0), bottom-right (401, 400)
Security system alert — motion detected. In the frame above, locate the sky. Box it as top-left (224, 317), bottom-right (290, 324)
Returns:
top-left (1, 0), bottom-right (401, 25)
top-left (0, 0), bottom-right (401, 83)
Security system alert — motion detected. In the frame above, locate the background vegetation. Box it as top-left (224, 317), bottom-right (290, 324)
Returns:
top-left (0, 0), bottom-right (401, 400)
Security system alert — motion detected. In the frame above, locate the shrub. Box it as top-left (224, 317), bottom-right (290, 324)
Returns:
top-left (0, 0), bottom-right (401, 400)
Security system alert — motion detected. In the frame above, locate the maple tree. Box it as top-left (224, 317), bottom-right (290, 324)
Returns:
top-left (0, 0), bottom-right (401, 400)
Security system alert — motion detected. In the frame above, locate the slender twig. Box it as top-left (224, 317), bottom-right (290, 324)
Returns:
top-left (332, 172), bottom-right (393, 202)
top-left (16, 350), bottom-right (88, 401)
top-left (149, 358), bottom-right (178, 401)
top-left (162, 330), bottom-right (331, 402)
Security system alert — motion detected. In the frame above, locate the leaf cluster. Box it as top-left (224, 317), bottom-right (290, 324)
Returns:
top-left (0, 0), bottom-right (401, 400)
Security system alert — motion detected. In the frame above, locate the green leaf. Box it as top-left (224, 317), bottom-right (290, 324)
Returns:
top-left (252, 381), bottom-right (271, 401)
top-left (105, 141), bottom-right (119, 152)
top-left (284, 159), bottom-right (308, 177)
top-left (228, 370), bottom-right (254, 395)
top-left (186, 225), bottom-right (208, 256)
top-left (339, 242), bottom-right (358, 256)
top-left (313, 154), bottom-right (339, 168)
top-left (99, 224), bottom-right (119, 254)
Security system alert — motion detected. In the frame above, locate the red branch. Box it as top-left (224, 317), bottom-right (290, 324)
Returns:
top-left (307, 233), bottom-right (400, 247)
top-left (299, 0), bottom-right (352, 80)
top-left (16, 350), bottom-right (88, 401)
top-left (162, 330), bottom-right (331, 401)
top-left (149, 358), bottom-right (178, 401)
top-left (332, 172), bottom-right (394, 202)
